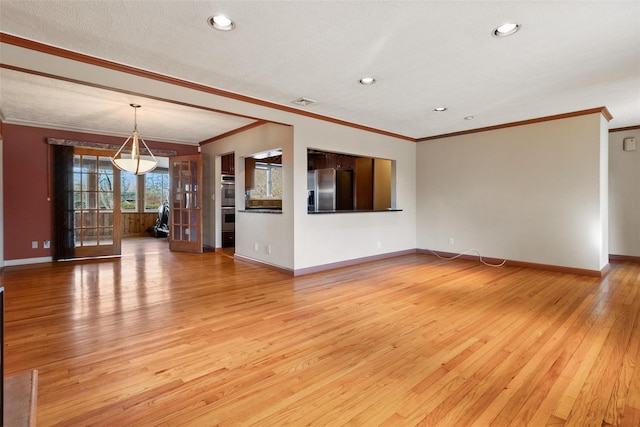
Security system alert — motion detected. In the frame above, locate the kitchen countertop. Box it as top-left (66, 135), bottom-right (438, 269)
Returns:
top-left (237, 208), bottom-right (403, 214)
top-left (308, 209), bottom-right (403, 214)
top-left (238, 208), bottom-right (283, 214)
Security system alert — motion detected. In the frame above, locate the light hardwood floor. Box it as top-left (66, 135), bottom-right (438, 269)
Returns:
top-left (2, 240), bottom-right (639, 426)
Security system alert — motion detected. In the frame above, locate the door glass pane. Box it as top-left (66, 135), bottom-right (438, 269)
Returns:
top-left (83, 229), bottom-right (98, 246)
top-left (73, 152), bottom-right (116, 251)
top-left (86, 192), bottom-right (97, 209)
top-left (86, 173), bottom-right (97, 192)
top-left (82, 211), bottom-right (97, 227)
top-left (98, 171), bottom-right (114, 192)
top-left (99, 227), bottom-right (113, 244)
top-left (74, 173), bottom-right (82, 191)
top-left (99, 192), bottom-right (113, 210)
top-left (99, 213), bottom-right (113, 227)
top-left (82, 155), bottom-right (97, 173)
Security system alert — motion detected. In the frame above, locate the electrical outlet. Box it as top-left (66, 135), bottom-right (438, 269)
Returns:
top-left (254, 243), bottom-right (259, 251)
top-left (377, 241), bottom-right (382, 249)
top-left (32, 241), bottom-right (38, 249)
top-left (266, 244), bottom-right (271, 254)
top-left (449, 238), bottom-right (455, 246)
top-left (43, 240), bottom-right (51, 249)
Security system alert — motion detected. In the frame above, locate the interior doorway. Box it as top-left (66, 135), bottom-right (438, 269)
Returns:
top-left (120, 156), bottom-right (171, 255)
top-left (121, 235), bottom-right (168, 255)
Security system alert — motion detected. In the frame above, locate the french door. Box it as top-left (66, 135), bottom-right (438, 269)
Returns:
top-left (72, 148), bottom-right (121, 258)
top-left (169, 154), bottom-right (203, 253)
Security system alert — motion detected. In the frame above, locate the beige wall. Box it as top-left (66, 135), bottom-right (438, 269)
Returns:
top-left (292, 118), bottom-right (417, 271)
top-left (201, 119), bottom-right (417, 272)
top-left (416, 113), bottom-right (609, 272)
top-left (609, 128), bottom-right (640, 257)
top-left (201, 123), bottom-right (294, 269)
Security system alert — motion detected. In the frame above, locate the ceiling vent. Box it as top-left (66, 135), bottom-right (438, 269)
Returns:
top-left (292, 97), bottom-right (317, 107)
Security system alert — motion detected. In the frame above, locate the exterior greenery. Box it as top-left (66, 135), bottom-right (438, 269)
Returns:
top-left (120, 168), bottom-right (169, 212)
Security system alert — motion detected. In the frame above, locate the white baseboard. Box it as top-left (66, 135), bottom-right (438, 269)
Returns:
top-left (3, 256), bottom-right (53, 267)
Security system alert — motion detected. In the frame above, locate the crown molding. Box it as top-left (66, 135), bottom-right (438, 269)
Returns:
top-left (418, 107), bottom-right (613, 142)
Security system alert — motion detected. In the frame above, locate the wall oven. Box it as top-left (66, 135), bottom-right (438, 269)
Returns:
top-left (221, 175), bottom-right (235, 207)
top-left (221, 207), bottom-right (235, 232)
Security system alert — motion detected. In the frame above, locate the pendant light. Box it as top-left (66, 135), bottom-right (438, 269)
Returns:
top-left (111, 104), bottom-right (158, 175)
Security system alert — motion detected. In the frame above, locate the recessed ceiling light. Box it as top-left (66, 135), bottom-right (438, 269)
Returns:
top-left (208, 15), bottom-right (235, 31)
top-left (464, 116), bottom-right (474, 120)
top-left (292, 97), bottom-right (317, 106)
top-left (359, 77), bottom-right (376, 85)
top-left (433, 107), bottom-right (447, 112)
top-left (492, 22), bottom-right (521, 37)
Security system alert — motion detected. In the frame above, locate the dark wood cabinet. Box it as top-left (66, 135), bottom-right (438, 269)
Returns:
top-left (221, 153), bottom-right (235, 175)
top-left (308, 152), bottom-right (326, 170)
top-left (222, 231), bottom-right (235, 248)
top-left (308, 151), bottom-right (354, 171)
top-left (354, 157), bottom-right (373, 210)
top-left (244, 157), bottom-right (256, 190)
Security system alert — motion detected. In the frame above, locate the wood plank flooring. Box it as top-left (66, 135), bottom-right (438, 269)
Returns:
top-left (2, 239), bottom-right (640, 426)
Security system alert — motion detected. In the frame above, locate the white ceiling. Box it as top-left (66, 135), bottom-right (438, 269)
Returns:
top-left (1, 1), bottom-right (639, 144)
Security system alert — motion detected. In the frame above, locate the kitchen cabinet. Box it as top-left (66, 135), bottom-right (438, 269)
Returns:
top-left (373, 158), bottom-right (392, 210)
top-left (308, 151), bottom-right (354, 171)
top-left (308, 152), bottom-right (326, 170)
top-left (245, 157), bottom-right (256, 190)
top-left (354, 157), bottom-right (373, 210)
top-left (222, 231), bottom-right (235, 248)
top-left (221, 153), bottom-right (235, 175)
top-left (324, 153), bottom-right (354, 170)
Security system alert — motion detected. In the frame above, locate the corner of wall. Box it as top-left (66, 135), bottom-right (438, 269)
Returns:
top-left (0, 134), bottom-right (4, 268)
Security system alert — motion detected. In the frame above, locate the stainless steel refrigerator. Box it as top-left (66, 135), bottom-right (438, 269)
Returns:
top-left (309, 168), bottom-right (353, 211)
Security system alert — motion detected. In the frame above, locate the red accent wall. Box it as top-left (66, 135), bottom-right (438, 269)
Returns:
top-left (2, 123), bottom-right (198, 261)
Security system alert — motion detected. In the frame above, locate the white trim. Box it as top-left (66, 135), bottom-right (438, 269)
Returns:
top-left (3, 257), bottom-right (53, 267)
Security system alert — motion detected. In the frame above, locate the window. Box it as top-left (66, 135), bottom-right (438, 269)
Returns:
top-left (120, 172), bottom-right (137, 211)
top-left (250, 163), bottom-right (282, 198)
top-left (144, 169), bottom-right (170, 211)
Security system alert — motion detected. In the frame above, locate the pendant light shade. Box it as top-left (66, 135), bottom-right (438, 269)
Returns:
top-left (111, 104), bottom-right (158, 175)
